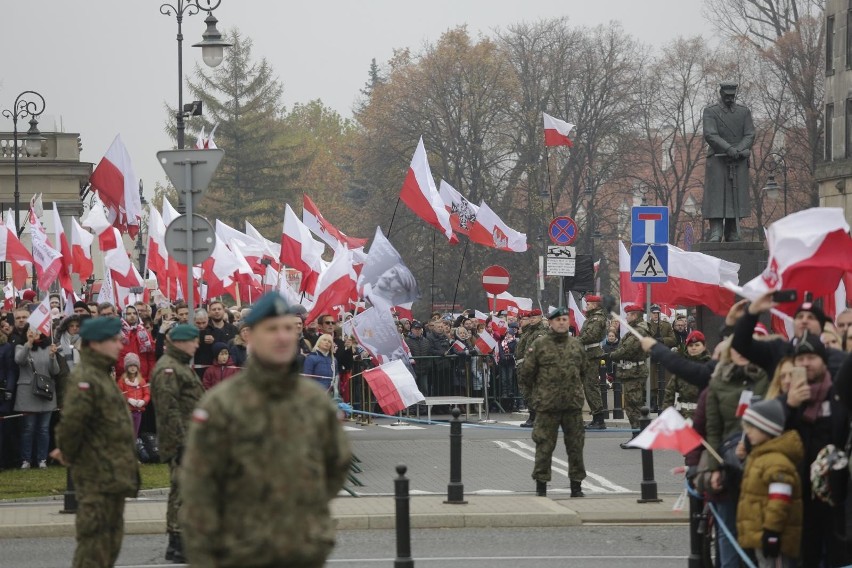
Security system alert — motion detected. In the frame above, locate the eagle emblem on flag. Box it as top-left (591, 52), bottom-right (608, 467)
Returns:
top-left (451, 200), bottom-right (477, 231)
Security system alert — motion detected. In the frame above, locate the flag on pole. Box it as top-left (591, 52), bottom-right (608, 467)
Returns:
top-left (88, 134), bottom-right (142, 237)
top-left (26, 295), bottom-right (53, 337)
top-left (280, 204), bottom-right (325, 295)
top-left (1, 211), bottom-right (33, 288)
top-left (736, 390), bottom-right (753, 418)
top-left (50, 204), bottom-right (74, 292)
top-left (438, 180), bottom-right (479, 235)
top-left (361, 359), bottom-right (425, 416)
top-left (543, 113), bottom-right (575, 147)
top-left (493, 292), bottom-right (533, 314)
top-left (450, 339), bottom-right (467, 354)
top-left (474, 330), bottom-right (498, 355)
top-left (626, 407), bottom-right (704, 454)
top-left (27, 208), bottom-right (63, 290)
top-left (305, 248), bottom-right (357, 326)
top-left (399, 137), bottom-right (458, 243)
top-left (568, 292), bottom-right (587, 331)
top-left (467, 202), bottom-right (528, 252)
top-left (70, 217), bottom-right (94, 282)
top-left (302, 194), bottom-right (368, 250)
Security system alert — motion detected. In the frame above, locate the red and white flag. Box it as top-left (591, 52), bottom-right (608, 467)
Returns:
top-left (305, 248), bottom-right (357, 326)
top-left (88, 134), bottom-right (142, 237)
top-left (739, 208), bottom-right (852, 316)
top-left (246, 220), bottom-right (282, 268)
top-left (50, 205), bottom-right (74, 292)
top-left (626, 407), bottom-right (704, 454)
top-left (568, 292), bottom-right (587, 331)
top-left (399, 137), bottom-right (457, 243)
top-left (543, 113), bottom-right (575, 147)
top-left (493, 292), bottom-right (533, 314)
top-left (27, 208), bottom-right (63, 290)
top-left (450, 339), bottom-right (467, 354)
top-left (467, 201), bottom-right (528, 252)
top-left (473, 310), bottom-right (488, 324)
top-left (146, 205), bottom-right (168, 277)
top-left (474, 330), bottom-right (499, 355)
top-left (438, 180), bottom-right (479, 236)
top-left (26, 295), bottom-right (53, 337)
top-left (735, 390), bottom-right (754, 418)
top-left (194, 126), bottom-right (207, 150)
top-left (3, 282), bottom-right (15, 311)
top-left (70, 217), bottom-right (94, 282)
top-left (303, 194), bottom-right (368, 250)
top-left (280, 204), bottom-right (325, 295)
top-left (361, 359), bottom-right (425, 416)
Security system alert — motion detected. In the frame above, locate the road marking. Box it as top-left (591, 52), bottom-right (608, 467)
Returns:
top-left (326, 556), bottom-right (687, 563)
top-left (499, 420), bottom-right (528, 426)
top-left (511, 440), bottom-right (631, 493)
top-left (343, 425), bottom-right (361, 432)
top-left (377, 424), bottom-right (425, 431)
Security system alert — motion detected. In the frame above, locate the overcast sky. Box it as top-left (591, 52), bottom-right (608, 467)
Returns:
top-left (2, 0), bottom-right (712, 195)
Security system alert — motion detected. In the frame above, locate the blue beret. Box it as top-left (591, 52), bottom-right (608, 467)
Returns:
top-left (79, 317), bottom-right (123, 341)
top-left (244, 292), bottom-right (290, 326)
top-left (169, 324), bottom-right (200, 341)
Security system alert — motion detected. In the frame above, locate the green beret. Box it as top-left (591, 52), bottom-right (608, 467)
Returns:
top-left (169, 323), bottom-right (200, 341)
top-left (548, 306), bottom-right (569, 320)
top-left (79, 317), bottom-right (123, 341)
top-left (244, 292), bottom-right (290, 326)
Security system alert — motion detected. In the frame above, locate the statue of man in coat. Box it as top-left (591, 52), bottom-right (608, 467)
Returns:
top-left (702, 81), bottom-right (755, 242)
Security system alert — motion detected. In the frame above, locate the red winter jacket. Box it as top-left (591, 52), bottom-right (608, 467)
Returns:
top-left (202, 358), bottom-right (240, 390)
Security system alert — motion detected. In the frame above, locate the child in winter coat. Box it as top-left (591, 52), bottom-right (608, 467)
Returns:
top-left (202, 343), bottom-right (240, 390)
top-left (118, 352), bottom-right (150, 438)
top-left (736, 398), bottom-right (803, 568)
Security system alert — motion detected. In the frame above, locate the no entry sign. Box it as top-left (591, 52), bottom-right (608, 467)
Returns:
top-left (481, 265), bottom-right (510, 295)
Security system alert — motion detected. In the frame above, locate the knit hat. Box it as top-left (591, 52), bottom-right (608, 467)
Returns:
top-left (124, 352), bottom-right (141, 370)
top-left (212, 342), bottom-right (229, 356)
top-left (22, 289), bottom-right (36, 302)
top-left (793, 330), bottom-right (828, 362)
top-left (795, 301), bottom-right (828, 329)
top-left (753, 323), bottom-right (769, 336)
top-left (742, 398), bottom-right (786, 438)
top-left (685, 331), bottom-right (705, 345)
top-left (73, 300), bottom-right (89, 311)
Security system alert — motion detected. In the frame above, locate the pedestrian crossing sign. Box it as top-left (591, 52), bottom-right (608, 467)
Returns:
top-left (630, 244), bottom-right (668, 283)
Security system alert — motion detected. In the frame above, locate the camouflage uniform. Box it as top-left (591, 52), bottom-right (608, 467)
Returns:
top-left (515, 321), bottom-right (548, 397)
top-left (608, 321), bottom-right (651, 428)
top-left (662, 350), bottom-right (711, 419)
top-left (648, 318), bottom-right (676, 410)
top-left (577, 307), bottom-right (607, 418)
top-left (150, 344), bottom-right (205, 536)
top-left (55, 347), bottom-right (140, 568)
top-left (179, 358), bottom-right (352, 568)
top-left (518, 330), bottom-right (587, 484)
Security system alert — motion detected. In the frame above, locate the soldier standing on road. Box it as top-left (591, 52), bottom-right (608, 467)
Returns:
top-left (519, 307), bottom-right (587, 498)
top-left (609, 305), bottom-right (651, 449)
top-left (579, 295), bottom-right (608, 430)
top-left (150, 323), bottom-right (203, 564)
top-left (515, 308), bottom-right (547, 428)
top-left (648, 304), bottom-right (676, 413)
top-left (180, 292), bottom-right (352, 568)
top-left (52, 318), bottom-right (140, 568)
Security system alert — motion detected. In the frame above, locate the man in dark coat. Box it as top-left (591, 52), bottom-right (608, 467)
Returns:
top-left (702, 81), bottom-right (755, 242)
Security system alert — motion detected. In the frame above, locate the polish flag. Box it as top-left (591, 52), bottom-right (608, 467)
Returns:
top-left (450, 339), bottom-right (467, 354)
top-left (467, 202), bottom-right (528, 252)
top-left (88, 134), bottom-right (142, 237)
top-left (146, 205), bottom-right (168, 277)
top-left (28, 208), bottom-right (63, 290)
top-left (305, 248), bottom-right (357, 326)
top-left (27, 295), bottom-right (53, 337)
top-left (303, 194), bottom-right (368, 250)
top-left (216, 219), bottom-right (268, 275)
top-left (618, 241), bottom-right (642, 336)
top-left (474, 330), bottom-right (499, 355)
top-left (70, 218), bottom-right (94, 282)
top-left (473, 310), bottom-right (488, 324)
top-left (83, 203), bottom-right (134, 284)
top-left (0, 212), bottom-right (32, 288)
top-left (50, 205), bottom-right (74, 292)
top-left (626, 407), bottom-right (704, 454)
top-left (735, 390), bottom-right (754, 418)
top-left (543, 113), bottom-right (575, 147)
top-left (361, 359), bottom-right (425, 416)
top-left (394, 302), bottom-right (414, 321)
top-left (246, 221), bottom-right (282, 268)
top-left (399, 138), bottom-right (458, 243)
top-left (493, 292), bottom-right (533, 314)
top-left (568, 292), bottom-right (587, 331)
top-left (3, 282), bottom-right (15, 311)
top-left (280, 204), bottom-right (325, 295)
top-left (438, 180), bottom-right (479, 235)
top-left (740, 208), bottom-right (852, 317)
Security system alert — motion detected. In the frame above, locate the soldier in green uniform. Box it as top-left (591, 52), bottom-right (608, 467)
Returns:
top-left (52, 318), bottom-right (140, 568)
top-left (180, 292), bottom-right (351, 568)
top-left (150, 323), bottom-right (202, 564)
top-left (661, 330), bottom-right (711, 419)
top-left (647, 304), bottom-right (676, 412)
top-left (579, 294), bottom-right (608, 430)
top-left (515, 308), bottom-right (547, 428)
top-left (519, 307), bottom-right (587, 498)
top-left (608, 305), bottom-right (651, 449)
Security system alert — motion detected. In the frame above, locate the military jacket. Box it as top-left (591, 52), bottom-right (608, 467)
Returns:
top-left (648, 319), bottom-right (677, 348)
top-left (578, 307), bottom-right (607, 359)
top-left (608, 321), bottom-right (650, 380)
top-left (55, 347), bottom-right (139, 497)
top-left (518, 331), bottom-right (585, 412)
top-left (150, 344), bottom-right (205, 462)
top-left (663, 351), bottom-right (711, 417)
top-left (179, 358), bottom-right (352, 568)
top-left (515, 321), bottom-right (548, 367)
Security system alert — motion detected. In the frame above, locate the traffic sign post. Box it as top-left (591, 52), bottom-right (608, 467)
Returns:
top-left (158, 149), bottom-right (224, 309)
top-left (548, 216), bottom-right (578, 245)
top-left (164, 214), bottom-right (216, 265)
top-left (481, 265), bottom-right (510, 315)
top-left (631, 206), bottom-right (668, 245)
top-left (546, 245), bottom-right (576, 277)
top-left (629, 244), bottom-right (668, 284)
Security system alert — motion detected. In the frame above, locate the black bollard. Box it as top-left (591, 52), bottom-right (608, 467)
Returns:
top-left (394, 464), bottom-right (414, 568)
top-left (612, 380), bottom-right (624, 420)
top-left (444, 407), bottom-right (467, 504)
top-left (637, 407), bottom-right (662, 503)
top-left (687, 489), bottom-right (703, 567)
top-left (60, 467), bottom-right (77, 514)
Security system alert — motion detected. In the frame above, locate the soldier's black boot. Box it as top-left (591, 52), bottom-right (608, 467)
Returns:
top-left (708, 219), bottom-right (723, 243)
top-left (570, 480), bottom-right (585, 498)
top-left (165, 532), bottom-right (175, 561)
top-left (536, 481), bottom-right (547, 497)
top-left (723, 219), bottom-right (740, 242)
top-left (171, 532), bottom-right (186, 564)
top-left (521, 409), bottom-right (536, 428)
top-left (585, 413), bottom-right (606, 430)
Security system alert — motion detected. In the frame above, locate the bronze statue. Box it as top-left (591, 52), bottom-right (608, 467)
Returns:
top-left (702, 82), bottom-right (754, 242)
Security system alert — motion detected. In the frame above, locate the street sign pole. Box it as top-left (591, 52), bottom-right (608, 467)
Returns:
top-left (183, 161), bottom-right (196, 311)
top-left (646, 284), bottom-right (652, 409)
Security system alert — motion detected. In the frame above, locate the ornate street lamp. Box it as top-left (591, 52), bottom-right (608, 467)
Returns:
top-left (761, 152), bottom-right (788, 217)
top-left (1, 90), bottom-right (46, 235)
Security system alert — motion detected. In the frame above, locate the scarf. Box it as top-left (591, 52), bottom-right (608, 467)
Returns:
top-left (803, 370), bottom-right (832, 424)
top-left (136, 327), bottom-right (153, 353)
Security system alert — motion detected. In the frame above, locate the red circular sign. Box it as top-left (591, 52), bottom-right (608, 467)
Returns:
top-left (481, 265), bottom-right (510, 295)
top-left (548, 216), bottom-right (578, 245)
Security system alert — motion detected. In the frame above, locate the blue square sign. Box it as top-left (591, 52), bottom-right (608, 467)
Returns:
top-left (630, 244), bottom-right (668, 283)
top-left (631, 206), bottom-right (669, 244)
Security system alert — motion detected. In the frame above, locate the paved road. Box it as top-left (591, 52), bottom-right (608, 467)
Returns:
top-left (346, 413), bottom-right (686, 497)
top-left (1, 527), bottom-right (690, 567)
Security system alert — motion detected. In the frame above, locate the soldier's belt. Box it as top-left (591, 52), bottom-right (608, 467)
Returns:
top-left (675, 402), bottom-right (698, 411)
top-left (583, 343), bottom-right (599, 351)
top-left (617, 361), bottom-right (646, 370)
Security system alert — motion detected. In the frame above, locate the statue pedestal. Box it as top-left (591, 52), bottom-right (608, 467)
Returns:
top-left (691, 241), bottom-right (767, 348)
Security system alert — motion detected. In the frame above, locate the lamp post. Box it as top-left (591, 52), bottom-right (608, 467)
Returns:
top-left (1, 91), bottom-right (46, 236)
top-left (135, 181), bottom-right (149, 274)
top-left (761, 152), bottom-right (788, 217)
